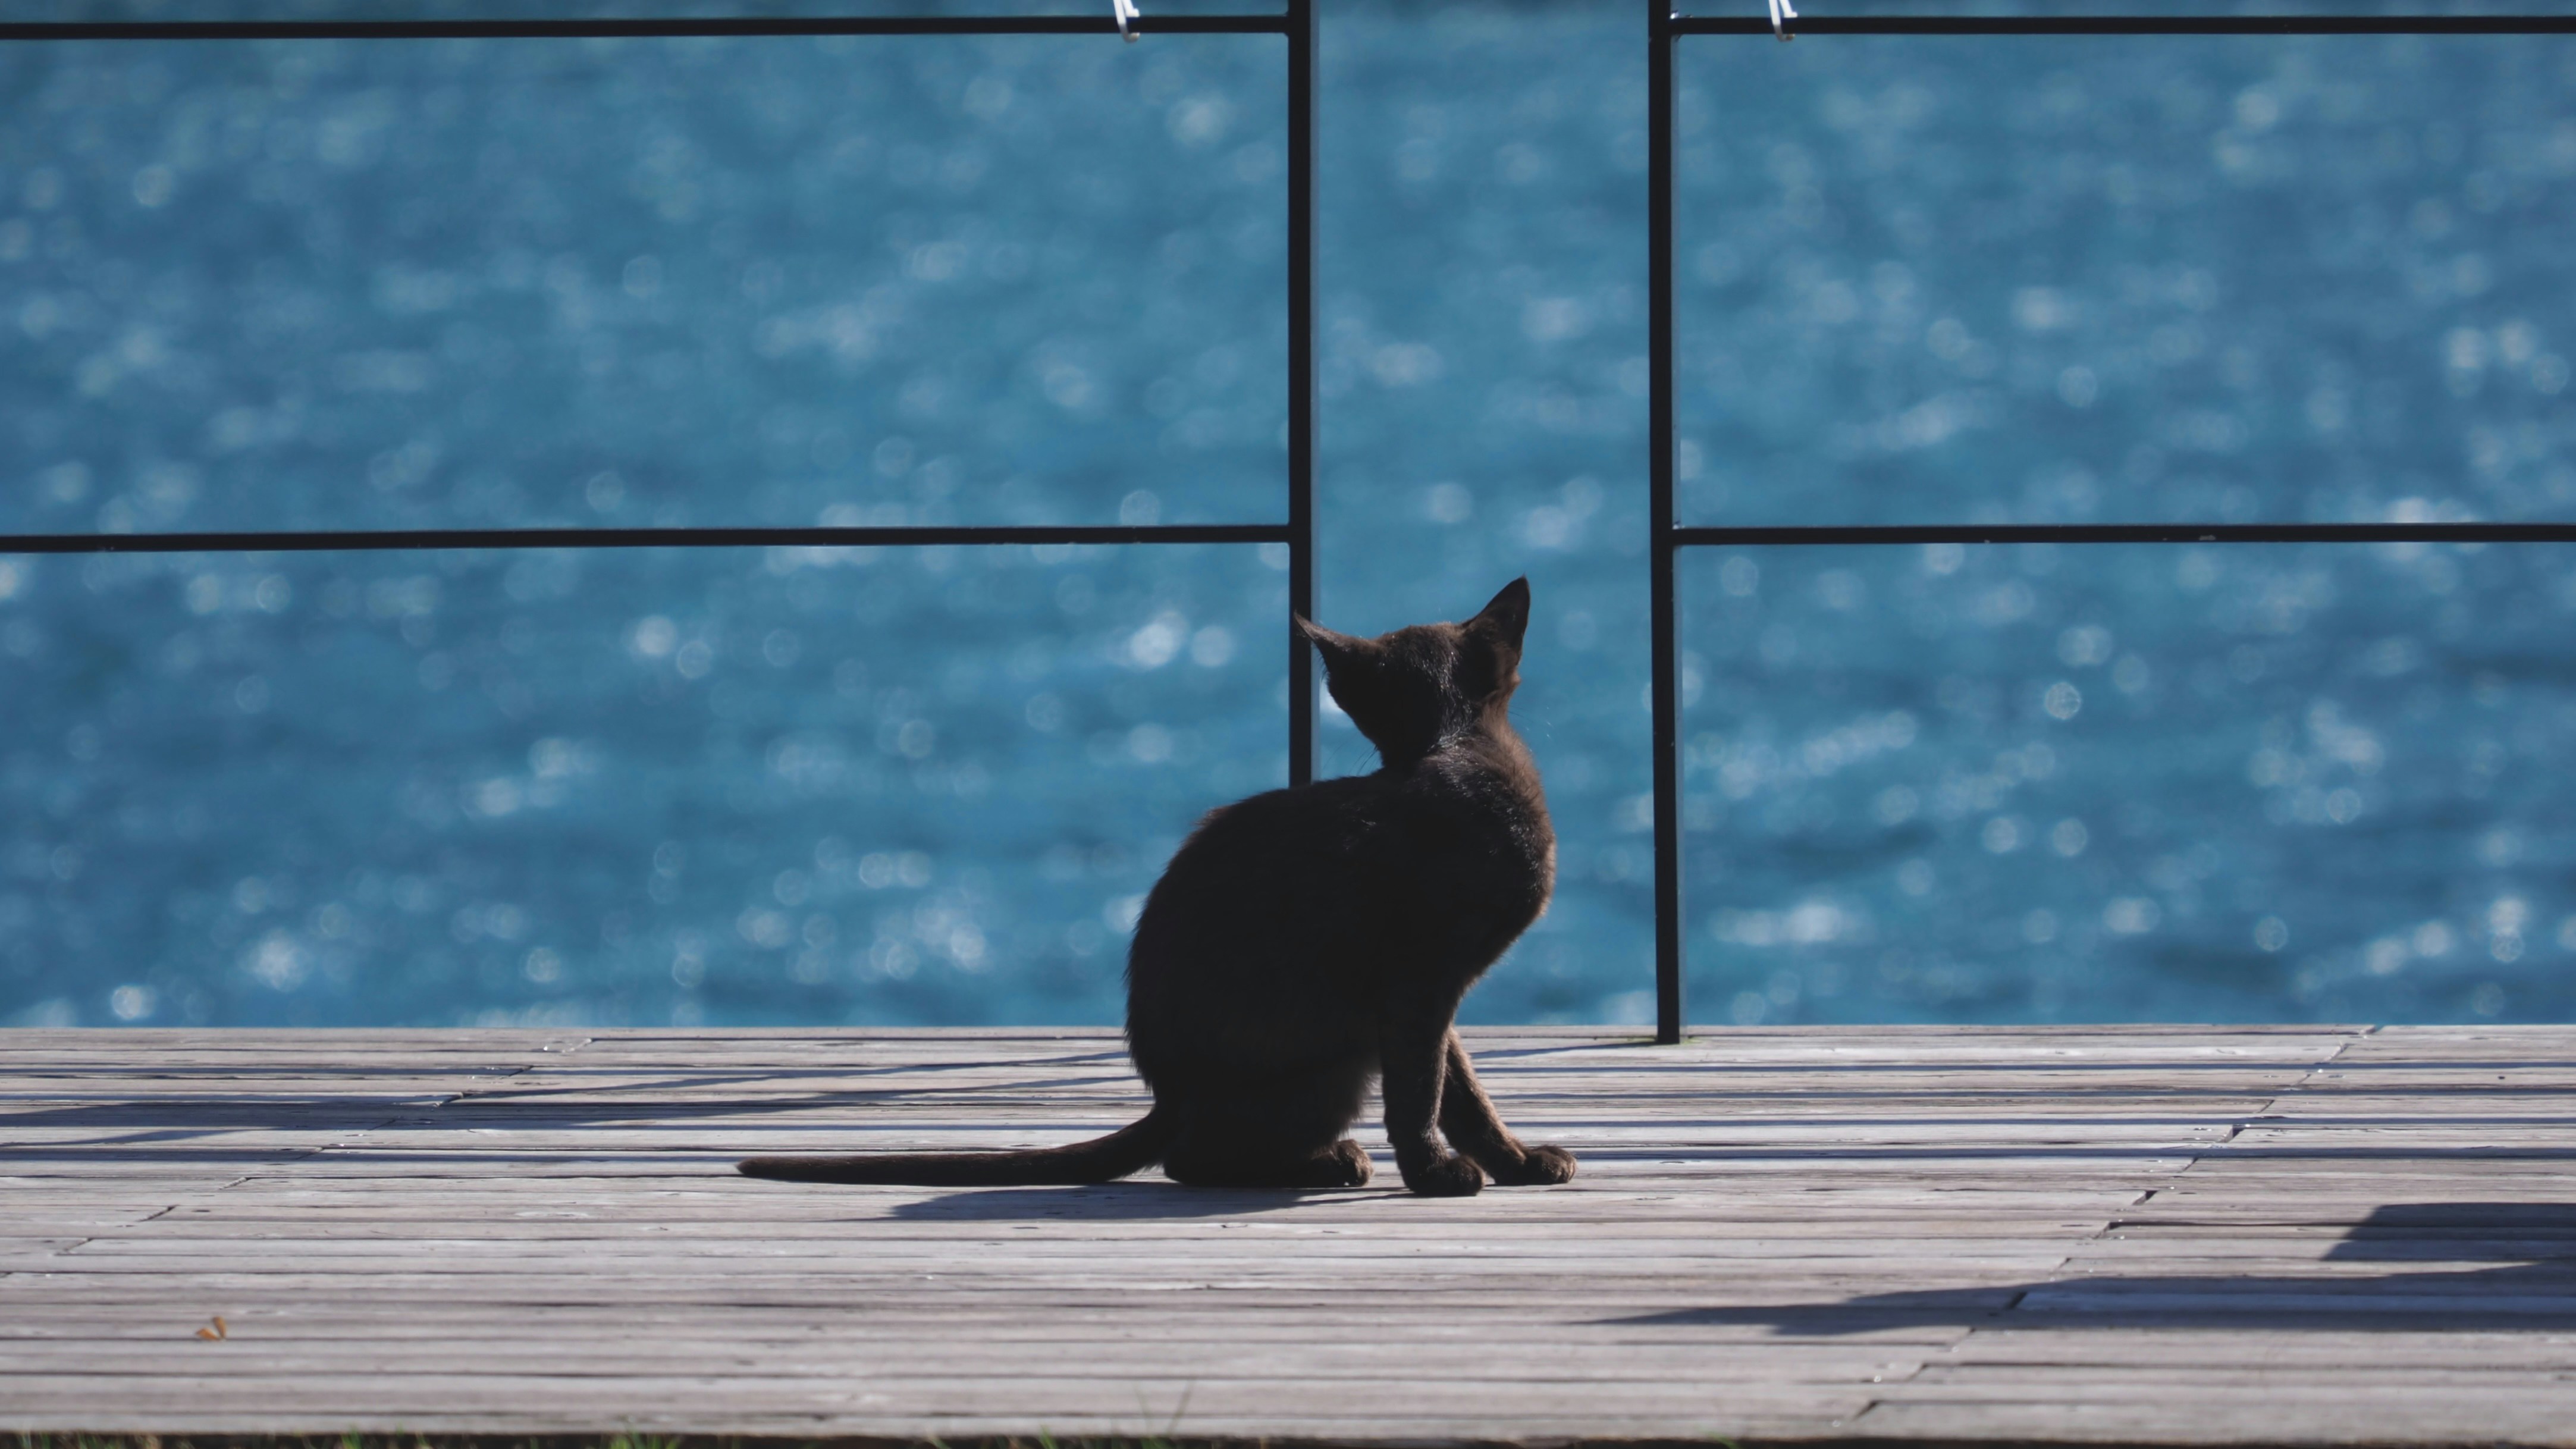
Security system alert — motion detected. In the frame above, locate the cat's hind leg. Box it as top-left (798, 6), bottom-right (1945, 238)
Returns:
top-left (1166, 1134), bottom-right (1373, 1190)
top-left (1161, 1070), bottom-right (1373, 1190)
top-left (1438, 1030), bottom-right (1576, 1187)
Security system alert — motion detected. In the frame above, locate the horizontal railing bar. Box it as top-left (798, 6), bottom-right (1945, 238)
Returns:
top-left (1675, 522), bottom-right (2576, 546)
top-left (0, 15), bottom-right (1287, 41)
top-left (0, 523), bottom-right (1289, 555)
top-left (1670, 14), bottom-right (2576, 35)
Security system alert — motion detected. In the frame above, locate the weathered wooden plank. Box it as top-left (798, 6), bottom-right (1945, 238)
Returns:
top-left (0, 1404), bottom-right (1838, 1439)
top-left (0, 1330), bottom-right (1937, 1361)
top-left (1934, 1329), bottom-right (2576, 1370)
top-left (64, 1220), bottom-right (2115, 1245)
top-left (0, 1309), bottom-right (1974, 1346)
top-left (0, 1372), bottom-right (1877, 1416)
top-left (1853, 1397), bottom-right (2576, 1446)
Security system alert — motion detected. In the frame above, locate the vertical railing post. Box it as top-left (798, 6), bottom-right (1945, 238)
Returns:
top-left (1285, 0), bottom-right (1319, 788)
top-left (1647, 0), bottom-right (1685, 1043)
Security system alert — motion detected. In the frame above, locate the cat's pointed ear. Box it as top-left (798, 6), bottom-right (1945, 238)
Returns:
top-left (1467, 577), bottom-right (1531, 652)
top-left (1294, 616), bottom-right (1368, 669)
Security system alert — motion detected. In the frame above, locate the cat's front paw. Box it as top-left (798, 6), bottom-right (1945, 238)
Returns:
top-left (1401, 1152), bottom-right (1485, 1197)
top-left (1319, 1138), bottom-right (1375, 1188)
top-left (1491, 1143), bottom-right (1577, 1185)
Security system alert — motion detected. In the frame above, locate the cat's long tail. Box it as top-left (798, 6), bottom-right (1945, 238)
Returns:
top-left (735, 1105), bottom-right (1176, 1186)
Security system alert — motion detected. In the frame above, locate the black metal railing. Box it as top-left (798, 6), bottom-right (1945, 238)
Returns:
top-left (0, 1), bottom-right (1321, 784)
top-left (1646, 7), bottom-right (2576, 1044)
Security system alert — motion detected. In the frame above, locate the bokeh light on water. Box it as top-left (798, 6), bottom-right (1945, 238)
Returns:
top-left (3, 542), bottom-right (1285, 1027)
top-left (1677, 33), bottom-right (2576, 526)
top-left (0, 31), bottom-right (1286, 534)
top-left (1683, 542), bottom-right (2576, 1026)
top-left (5, 4), bottom-right (2575, 1027)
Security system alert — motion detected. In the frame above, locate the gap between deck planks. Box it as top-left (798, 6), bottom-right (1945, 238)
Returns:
top-left (7, 1024), bottom-right (2576, 1445)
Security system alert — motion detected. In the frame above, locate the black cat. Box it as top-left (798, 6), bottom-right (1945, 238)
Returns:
top-left (739, 578), bottom-right (1573, 1197)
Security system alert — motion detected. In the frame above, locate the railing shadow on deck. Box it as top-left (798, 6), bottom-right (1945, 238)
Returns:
top-left (1611, 1203), bottom-right (2576, 1334)
top-left (13, 1109), bottom-right (2576, 1169)
top-left (19, 1049), bottom-right (2576, 1137)
top-left (0, 1074), bottom-right (1147, 1134)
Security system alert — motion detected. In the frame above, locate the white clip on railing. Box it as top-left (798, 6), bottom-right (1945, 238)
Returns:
top-left (1768, 0), bottom-right (1797, 41)
top-left (1113, 0), bottom-right (1141, 42)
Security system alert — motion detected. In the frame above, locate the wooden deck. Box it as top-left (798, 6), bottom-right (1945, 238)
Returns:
top-left (5, 1025), bottom-right (2576, 1445)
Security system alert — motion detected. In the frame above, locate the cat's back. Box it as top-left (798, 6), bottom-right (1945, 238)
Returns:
top-left (1399, 733), bottom-right (1555, 920)
top-left (1122, 773), bottom-right (1403, 1068)
top-left (1132, 738), bottom-right (1552, 969)
top-left (1134, 771), bottom-right (1399, 940)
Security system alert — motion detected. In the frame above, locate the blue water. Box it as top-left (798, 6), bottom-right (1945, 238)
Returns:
top-left (4, 2), bottom-right (2574, 1030)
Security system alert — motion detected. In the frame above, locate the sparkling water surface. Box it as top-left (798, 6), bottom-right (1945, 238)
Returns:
top-left (4, 1), bottom-right (2574, 1028)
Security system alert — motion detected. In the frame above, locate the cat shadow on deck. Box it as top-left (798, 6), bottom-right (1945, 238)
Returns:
top-left (884, 1181), bottom-right (1394, 1222)
top-left (739, 579), bottom-right (1578, 1198)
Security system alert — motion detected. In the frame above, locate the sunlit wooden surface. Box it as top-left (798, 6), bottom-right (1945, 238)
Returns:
top-left (6, 1025), bottom-right (2574, 1444)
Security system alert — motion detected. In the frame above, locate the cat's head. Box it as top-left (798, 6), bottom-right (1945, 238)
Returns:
top-left (1294, 578), bottom-right (1532, 766)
